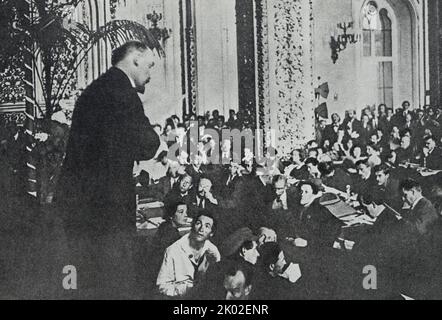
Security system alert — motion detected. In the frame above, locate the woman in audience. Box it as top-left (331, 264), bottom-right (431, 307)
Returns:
top-left (154, 201), bottom-right (191, 255)
top-left (366, 143), bottom-right (382, 167)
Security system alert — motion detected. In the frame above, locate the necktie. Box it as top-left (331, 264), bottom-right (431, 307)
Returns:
top-left (273, 198), bottom-right (283, 210)
top-left (198, 198), bottom-right (205, 209)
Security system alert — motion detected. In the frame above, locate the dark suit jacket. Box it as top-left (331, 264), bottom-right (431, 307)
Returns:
top-left (375, 177), bottom-right (402, 210)
top-left (187, 193), bottom-right (219, 218)
top-left (403, 197), bottom-right (439, 236)
top-left (379, 116), bottom-right (393, 135)
top-left (322, 124), bottom-right (340, 146)
top-left (340, 118), bottom-right (362, 141)
top-left (421, 147), bottom-right (442, 170)
top-left (163, 187), bottom-right (192, 210)
top-left (294, 198), bottom-right (344, 249)
top-left (264, 187), bottom-right (301, 238)
top-left (220, 175), bottom-right (274, 232)
top-left (396, 147), bottom-right (415, 164)
top-left (321, 168), bottom-right (353, 192)
top-left (359, 123), bottom-right (374, 145)
top-left (353, 173), bottom-right (377, 198)
top-left (143, 175), bottom-right (178, 201)
top-left (218, 172), bottom-right (244, 199)
top-left (56, 67), bottom-right (160, 235)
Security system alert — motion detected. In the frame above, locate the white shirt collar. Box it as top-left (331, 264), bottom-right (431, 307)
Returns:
top-left (128, 75), bottom-right (136, 89)
top-left (411, 196), bottom-right (423, 210)
top-left (178, 233), bottom-right (212, 262)
top-left (277, 191), bottom-right (288, 210)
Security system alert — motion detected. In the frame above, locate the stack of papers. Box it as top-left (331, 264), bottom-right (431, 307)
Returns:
top-left (137, 217), bottom-right (166, 230)
top-left (342, 214), bottom-right (376, 227)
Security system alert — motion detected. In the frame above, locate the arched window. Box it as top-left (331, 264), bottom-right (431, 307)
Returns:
top-left (361, 1), bottom-right (394, 109)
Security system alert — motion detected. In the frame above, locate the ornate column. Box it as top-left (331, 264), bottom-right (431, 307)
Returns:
top-left (183, 0), bottom-right (198, 116)
top-left (258, 0), bottom-right (315, 155)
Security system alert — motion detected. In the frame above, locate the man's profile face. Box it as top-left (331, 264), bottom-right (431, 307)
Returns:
top-left (224, 271), bottom-right (251, 300)
top-left (402, 189), bottom-right (416, 206)
top-left (242, 241), bottom-right (260, 265)
top-left (191, 215), bottom-right (214, 242)
top-left (172, 204), bottom-right (189, 226)
top-left (274, 179), bottom-right (287, 198)
top-left (357, 164), bottom-right (371, 180)
top-left (375, 171), bottom-right (388, 186)
top-left (133, 49), bottom-right (156, 91)
top-left (179, 176), bottom-right (192, 193)
top-left (300, 184), bottom-right (315, 206)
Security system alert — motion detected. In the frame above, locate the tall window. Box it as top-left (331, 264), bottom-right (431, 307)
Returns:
top-left (362, 1), bottom-right (394, 108)
top-left (375, 9), bottom-right (392, 57)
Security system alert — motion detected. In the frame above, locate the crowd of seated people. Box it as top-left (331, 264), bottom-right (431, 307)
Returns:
top-left (135, 102), bottom-right (442, 300)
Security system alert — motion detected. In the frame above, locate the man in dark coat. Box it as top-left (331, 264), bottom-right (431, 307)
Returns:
top-left (56, 41), bottom-right (162, 299)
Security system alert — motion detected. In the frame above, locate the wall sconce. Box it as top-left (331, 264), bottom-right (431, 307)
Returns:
top-left (146, 10), bottom-right (171, 43)
top-left (330, 21), bottom-right (361, 64)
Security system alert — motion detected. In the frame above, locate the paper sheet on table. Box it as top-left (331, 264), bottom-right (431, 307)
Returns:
top-left (420, 170), bottom-right (442, 177)
top-left (284, 263), bottom-right (302, 284)
top-left (138, 201), bottom-right (164, 209)
top-left (147, 216), bottom-right (166, 227)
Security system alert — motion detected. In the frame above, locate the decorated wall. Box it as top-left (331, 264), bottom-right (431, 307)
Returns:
top-left (311, 0), bottom-right (427, 118)
top-left (259, 0), bottom-right (316, 154)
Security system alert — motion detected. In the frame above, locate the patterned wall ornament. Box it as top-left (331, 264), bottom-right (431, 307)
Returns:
top-left (0, 57), bottom-right (25, 104)
top-left (263, 0), bottom-right (315, 155)
top-left (256, 0), bottom-right (271, 135)
top-left (0, 111), bottom-right (26, 126)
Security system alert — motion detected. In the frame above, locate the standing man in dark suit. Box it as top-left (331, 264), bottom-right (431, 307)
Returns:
top-left (340, 109), bottom-right (362, 145)
top-left (322, 113), bottom-right (341, 148)
top-left (56, 40), bottom-right (162, 299)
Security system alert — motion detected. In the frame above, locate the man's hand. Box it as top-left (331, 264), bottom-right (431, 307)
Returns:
top-left (286, 237), bottom-right (308, 247)
top-left (350, 131), bottom-right (360, 139)
top-left (204, 247), bottom-right (220, 264)
top-left (205, 191), bottom-right (218, 205)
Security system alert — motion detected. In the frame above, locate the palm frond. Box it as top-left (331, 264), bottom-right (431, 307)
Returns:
top-left (96, 20), bottom-right (165, 58)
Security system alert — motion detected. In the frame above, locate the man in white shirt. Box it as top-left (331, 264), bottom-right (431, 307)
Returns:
top-left (156, 212), bottom-right (221, 298)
